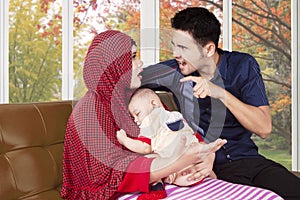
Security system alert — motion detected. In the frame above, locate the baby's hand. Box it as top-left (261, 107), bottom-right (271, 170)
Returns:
top-left (116, 129), bottom-right (127, 145)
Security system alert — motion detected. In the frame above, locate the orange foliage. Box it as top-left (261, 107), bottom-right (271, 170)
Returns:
top-left (40, 0), bottom-right (55, 13)
top-left (271, 94), bottom-right (291, 113)
top-left (41, 32), bottom-right (48, 37)
top-left (55, 40), bottom-right (60, 46)
top-left (52, 26), bottom-right (61, 35)
top-left (232, 0), bottom-right (291, 51)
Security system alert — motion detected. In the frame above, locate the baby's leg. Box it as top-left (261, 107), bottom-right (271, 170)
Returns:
top-left (164, 139), bottom-right (226, 186)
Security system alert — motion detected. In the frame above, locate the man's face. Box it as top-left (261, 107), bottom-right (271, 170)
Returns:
top-left (172, 30), bottom-right (210, 75)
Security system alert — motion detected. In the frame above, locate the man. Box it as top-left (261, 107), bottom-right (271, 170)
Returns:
top-left (141, 7), bottom-right (300, 199)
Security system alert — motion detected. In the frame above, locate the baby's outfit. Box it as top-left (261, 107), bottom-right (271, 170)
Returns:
top-left (138, 107), bottom-right (200, 186)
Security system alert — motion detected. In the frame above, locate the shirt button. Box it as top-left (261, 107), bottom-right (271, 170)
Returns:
top-left (226, 154), bottom-right (231, 159)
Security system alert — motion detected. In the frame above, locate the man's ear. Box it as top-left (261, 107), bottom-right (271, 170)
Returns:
top-left (204, 42), bottom-right (216, 57)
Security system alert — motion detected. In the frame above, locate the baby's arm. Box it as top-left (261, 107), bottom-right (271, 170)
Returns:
top-left (117, 129), bottom-right (152, 154)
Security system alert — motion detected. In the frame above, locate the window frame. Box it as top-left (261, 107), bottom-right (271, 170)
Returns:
top-left (0, 0), bottom-right (9, 103)
top-left (291, 0), bottom-right (300, 171)
top-left (62, 0), bottom-right (73, 100)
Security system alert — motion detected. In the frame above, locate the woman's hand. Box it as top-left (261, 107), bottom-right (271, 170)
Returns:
top-left (180, 151), bottom-right (215, 181)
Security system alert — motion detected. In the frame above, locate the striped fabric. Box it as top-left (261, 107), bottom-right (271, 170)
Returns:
top-left (118, 178), bottom-right (283, 200)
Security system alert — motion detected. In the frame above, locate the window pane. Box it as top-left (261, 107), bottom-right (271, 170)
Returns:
top-left (9, 0), bottom-right (62, 103)
top-left (232, 0), bottom-right (292, 169)
top-left (73, 0), bottom-right (141, 100)
top-left (159, 0), bottom-right (223, 61)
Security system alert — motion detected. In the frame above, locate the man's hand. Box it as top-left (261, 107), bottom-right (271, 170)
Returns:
top-left (180, 76), bottom-right (225, 100)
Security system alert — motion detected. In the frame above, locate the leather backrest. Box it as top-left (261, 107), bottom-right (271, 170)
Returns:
top-left (0, 101), bottom-right (73, 200)
top-left (156, 91), bottom-right (178, 111)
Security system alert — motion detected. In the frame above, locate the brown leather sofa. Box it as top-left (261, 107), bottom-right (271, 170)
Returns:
top-left (0, 96), bottom-right (299, 200)
top-left (0, 101), bottom-right (73, 200)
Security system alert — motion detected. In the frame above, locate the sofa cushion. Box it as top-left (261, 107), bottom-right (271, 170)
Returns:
top-left (0, 101), bottom-right (73, 200)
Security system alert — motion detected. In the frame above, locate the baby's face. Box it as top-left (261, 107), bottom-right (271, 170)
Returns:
top-left (128, 97), bottom-right (153, 127)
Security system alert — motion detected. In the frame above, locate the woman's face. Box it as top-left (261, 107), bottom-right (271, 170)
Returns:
top-left (130, 45), bottom-right (144, 89)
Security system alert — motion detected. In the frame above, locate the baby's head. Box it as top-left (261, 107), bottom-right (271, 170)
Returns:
top-left (128, 88), bottom-right (163, 127)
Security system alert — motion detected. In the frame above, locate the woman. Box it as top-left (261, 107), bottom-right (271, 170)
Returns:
top-left (61, 30), bottom-right (216, 200)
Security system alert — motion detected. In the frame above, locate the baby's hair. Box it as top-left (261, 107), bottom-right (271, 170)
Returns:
top-left (131, 88), bottom-right (158, 100)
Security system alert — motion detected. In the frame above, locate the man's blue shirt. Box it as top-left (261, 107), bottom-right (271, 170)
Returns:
top-left (201, 49), bottom-right (269, 164)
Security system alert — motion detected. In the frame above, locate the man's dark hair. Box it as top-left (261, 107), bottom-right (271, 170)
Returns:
top-left (171, 7), bottom-right (221, 47)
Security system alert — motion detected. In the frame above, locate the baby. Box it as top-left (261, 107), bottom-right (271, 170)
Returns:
top-left (117, 88), bottom-right (226, 187)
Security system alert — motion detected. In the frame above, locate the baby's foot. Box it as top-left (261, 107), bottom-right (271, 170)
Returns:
top-left (199, 138), bottom-right (227, 154)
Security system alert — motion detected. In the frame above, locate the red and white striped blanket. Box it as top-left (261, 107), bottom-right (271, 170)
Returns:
top-left (118, 178), bottom-right (283, 200)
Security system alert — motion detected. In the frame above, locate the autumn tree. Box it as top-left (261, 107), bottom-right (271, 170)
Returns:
top-left (8, 0), bottom-right (97, 102)
top-left (230, 0), bottom-right (291, 151)
top-left (9, 0), bottom-right (63, 102)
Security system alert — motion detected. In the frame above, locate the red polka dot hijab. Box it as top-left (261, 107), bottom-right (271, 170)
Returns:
top-left (61, 30), bottom-right (140, 199)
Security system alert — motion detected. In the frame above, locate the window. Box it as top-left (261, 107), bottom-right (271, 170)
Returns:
top-left (8, 0), bottom-right (62, 103)
top-left (232, 0), bottom-right (292, 169)
top-left (73, 0), bottom-right (141, 100)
